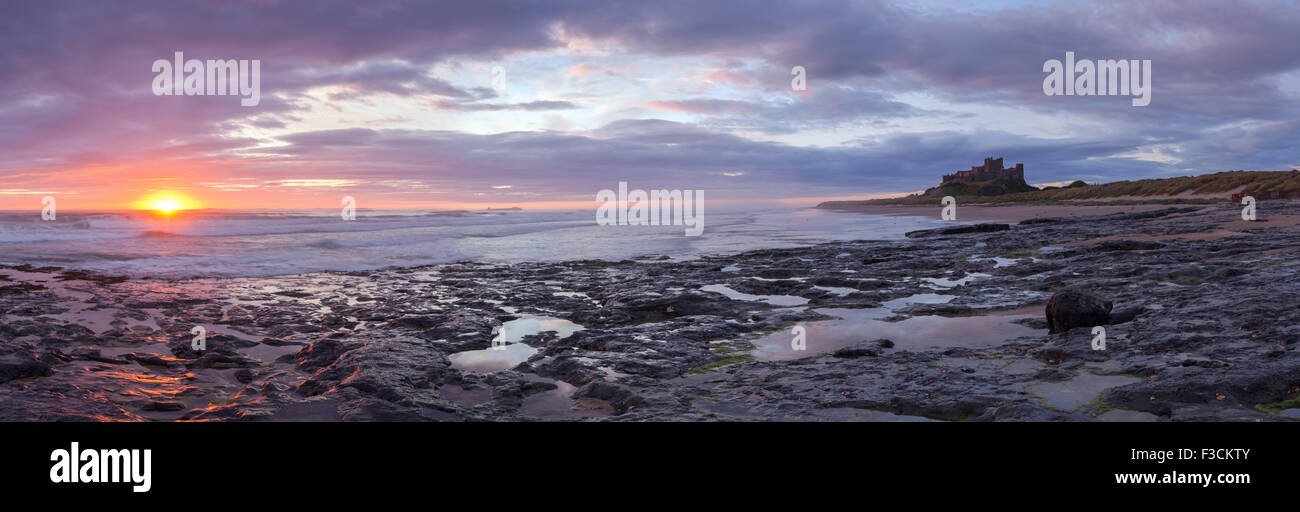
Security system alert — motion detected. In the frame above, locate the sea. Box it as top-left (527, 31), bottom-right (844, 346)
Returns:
top-left (0, 208), bottom-right (947, 278)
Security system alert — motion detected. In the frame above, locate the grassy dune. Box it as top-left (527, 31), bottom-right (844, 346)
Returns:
top-left (820, 170), bottom-right (1300, 207)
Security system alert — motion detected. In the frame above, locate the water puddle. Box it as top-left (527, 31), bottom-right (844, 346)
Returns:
top-left (448, 315), bottom-right (583, 373)
top-left (971, 256), bottom-right (1021, 268)
top-left (519, 381), bottom-right (613, 419)
top-left (1028, 373), bottom-right (1142, 411)
top-left (881, 293), bottom-right (955, 310)
top-left (921, 273), bottom-right (990, 289)
top-left (495, 315), bottom-right (584, 342)
top-left (552, 291), bottom-right (597, 304)
top-left (814, 286), bottom-right (858, 296)
top-left (448, 343), bottom-right (539, 373)
top-left (751, 307), bottom-right (1042, 361)
top-left (700, 284), bottom-right (809, 306)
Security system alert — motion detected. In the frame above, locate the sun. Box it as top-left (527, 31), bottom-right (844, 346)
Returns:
top-left (136, 192), bottom-right (196, 214)
top-left (151, 198), bottom-right (184, 213)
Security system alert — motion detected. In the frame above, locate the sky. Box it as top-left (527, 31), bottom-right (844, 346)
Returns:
top-left (1, 0), bottom-right (1299, 210)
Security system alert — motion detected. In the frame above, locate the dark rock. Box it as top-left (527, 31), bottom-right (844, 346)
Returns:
top-left (1045, 288), bottom-right (1113, 334)
top-left (1095, 240), bottom-right (1165, 251)
top-left (573, 381), bottom-right (644, 414)
top-left (1108, 305), bottom-right (1143, 324)
top-left (905, 223), bottom-right (1011, 238)
top-left (1019, 217), bottom-right (1067, 225)
top-left (0, 357), bottom-right (53, 383)
top-left (833, 342), bottom-right (882, 358)
top-left (142, 401), bottom-right (184, 411)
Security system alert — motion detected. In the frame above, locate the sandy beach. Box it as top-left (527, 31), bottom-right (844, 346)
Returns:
top-left (821, 203), bottom-right (1206, 223)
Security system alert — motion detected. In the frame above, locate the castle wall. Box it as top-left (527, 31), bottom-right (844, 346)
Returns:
top-left (941, 158), bottom-right (1025, 184)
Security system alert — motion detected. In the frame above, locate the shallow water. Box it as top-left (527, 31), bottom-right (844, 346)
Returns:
top-left (699, 283), bottom-right (809, 306)
top-left (751, 306), bottom-right (1042, 361)
top-left (519, 380), bottom-right (613, 419)
top-left (1028, 373), bottom-right (1142, 411)
top-left (448, 343), bottom-right (540, 373)
top-left (493, 315), bottom-right (584, 343)
top-left (448, 315), bottom-right (584, 373)
top-left (881, 293), bottom-right (955, 310)
top-left (921, 273), bottom-right (991, 288)
top-left (813, 285), bottom-right (858, 296)
top-left (0, 208), bottom-right (946, 278)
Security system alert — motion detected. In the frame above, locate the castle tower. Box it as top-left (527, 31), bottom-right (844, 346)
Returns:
top-left (985, 157), bottom-right (1003, 174)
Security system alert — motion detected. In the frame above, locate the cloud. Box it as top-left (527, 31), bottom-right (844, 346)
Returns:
top-left (1, 0), bottom-right (1298, 207)
top-left (430, 99), bottom-right (580, 111)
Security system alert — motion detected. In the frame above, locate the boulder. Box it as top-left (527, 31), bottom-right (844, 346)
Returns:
top-left (832, 339), bottom-right (893, 358)
top-left (1045, 288), bottom-right (1112, 334)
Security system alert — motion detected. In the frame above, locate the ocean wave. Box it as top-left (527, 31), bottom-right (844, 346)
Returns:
top-left (0, 208), bottom-right (932, 278)
top-left (306, 239), bottom-right (346, 249)
top-left (138, 230), bottom-right (185, 238)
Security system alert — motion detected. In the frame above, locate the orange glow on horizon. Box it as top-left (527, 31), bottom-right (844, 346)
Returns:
top-left (135, 191), bottom-right (198, 214)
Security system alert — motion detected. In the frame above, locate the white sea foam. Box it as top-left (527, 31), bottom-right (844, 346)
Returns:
top-left (0, 208), bottom-right (947, 278)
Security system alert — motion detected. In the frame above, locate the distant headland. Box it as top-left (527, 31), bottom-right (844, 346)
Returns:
top-left (819, 158), bottom-right (1300, 208)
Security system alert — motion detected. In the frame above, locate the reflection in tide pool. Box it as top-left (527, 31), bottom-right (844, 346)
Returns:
top-left (921, 273), bottom-right (991, 289)
top-left (699, 284), bottom-right (809, 306)
top-left (448, 315), bottom-right (584, 373)
top-left (751, 306), bottom-right (1042, 361)
top-left (520, 380), bottom-right (613, 419)
top-left (493, 315), bottom-right (583, 343)
top-left (881, 293), bottom-right (955, 310)
top-left (448, 343), bottom-right (538, 373)
top-left (1028, 373), bottom-right (1142, 411)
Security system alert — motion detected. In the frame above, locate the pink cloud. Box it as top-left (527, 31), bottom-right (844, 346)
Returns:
top-left (700, 70), bottom-right (752, 85)
top-left (568, 64), bottom-right (617, 76)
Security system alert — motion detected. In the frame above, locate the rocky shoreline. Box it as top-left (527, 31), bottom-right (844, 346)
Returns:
top-left (3, 203), bottom-right (1299, 421)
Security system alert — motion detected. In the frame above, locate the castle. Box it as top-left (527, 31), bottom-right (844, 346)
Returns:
top-left (942, 157), bottom-right (1025, 185)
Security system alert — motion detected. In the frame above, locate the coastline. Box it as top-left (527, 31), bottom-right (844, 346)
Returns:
top-left (2, 202), bottom-right (1300, 421)
top-left (818, 203), bottom-right (1196, 223)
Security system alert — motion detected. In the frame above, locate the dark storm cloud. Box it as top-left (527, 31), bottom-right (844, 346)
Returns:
top-left (0, 0), bottom-right (1297, 200)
